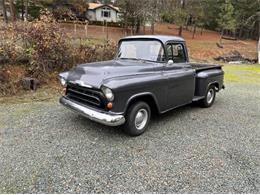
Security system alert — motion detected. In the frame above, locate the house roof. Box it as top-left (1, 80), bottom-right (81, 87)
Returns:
top-left (120, 35), bottom-right (185, 44)
top-left (88, 3), bottom-right (120, 12)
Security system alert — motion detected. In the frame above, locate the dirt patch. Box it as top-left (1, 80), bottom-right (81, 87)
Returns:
top-left (0, 64), bottom-right (62, 97)
top-left (0, 65), bottom-right (27, 96)
top-left (60, 22), bottom-right (258, 63)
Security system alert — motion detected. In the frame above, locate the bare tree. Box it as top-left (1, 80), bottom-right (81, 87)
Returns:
top-left (146, 0), bottom-right (161, 35)
top-left (179, 0), bottom-right (185, 36)
top-left (117, 0), bottom-right (144, 35)
top-left (24, 0), bottom-right (29, 21)
top-left (1, 0), bottom-right (8, 23)
top-left (9, 0), bottom-right (17, 22)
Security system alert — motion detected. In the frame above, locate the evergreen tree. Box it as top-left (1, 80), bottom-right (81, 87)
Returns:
top-left (217, 0), bottom-right (236, 44)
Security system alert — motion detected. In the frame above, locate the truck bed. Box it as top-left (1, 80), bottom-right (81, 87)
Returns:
top-left (190, 63), bottom-right (222, 72)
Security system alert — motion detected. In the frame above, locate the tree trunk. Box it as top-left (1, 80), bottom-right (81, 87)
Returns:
top-left (25, 0), bottom-right (29, 21)
top-left (151, 22), bottom-right (155, 35)
top-left (238, 28), bottom-right (243, 39)
top-left (200, 27), bottom-right (203, 35)
top-left (178, 25), bottom-right (183, 36)
top-left (181, 0), bottom-right (185, 9)
top-left (258, 35), bottom-right (260, 64)
top-left (143, 24), bottom-right (146, 35)
top-left (185, 16), bottom-right (189, 30)
top-left (2, 0), bottom-right (8, 23)
top-left (131, 21), bottom-right (134, 35)
top-left (136, 19), bottom-right (140, 34)
top-left (21, 0), bottom-right (24, 20)
top-left (179, 0), bottom-right (185, 36)
top-left (9, 0), bottom-right (16, 22)
top-left (219, 29), bottom-right (224, 45)
top-left (124, 14), bottom-right (128, 36)
top-left (192, 24), bottom-right (196, 39)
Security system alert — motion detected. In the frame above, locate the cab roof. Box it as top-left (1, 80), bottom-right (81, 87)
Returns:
top-left (120, 35), bottom-right (185, 44)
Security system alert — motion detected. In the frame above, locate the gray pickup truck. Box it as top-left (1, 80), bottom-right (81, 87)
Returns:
top-left (59, 35), bottom-right (224, 136)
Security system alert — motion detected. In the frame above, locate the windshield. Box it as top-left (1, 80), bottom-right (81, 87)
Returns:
top-left (117, 40), bottom-right (165, 62)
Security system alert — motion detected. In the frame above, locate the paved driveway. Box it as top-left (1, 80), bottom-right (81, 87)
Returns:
top-left (0, 82), bottom-right (259, 193)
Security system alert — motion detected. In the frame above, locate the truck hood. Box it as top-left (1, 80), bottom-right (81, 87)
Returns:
top-left (64, 60), bottom-right (156, 88)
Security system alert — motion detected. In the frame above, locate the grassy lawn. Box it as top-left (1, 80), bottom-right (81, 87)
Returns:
top-left (223, 64), bottom-right (260, 85)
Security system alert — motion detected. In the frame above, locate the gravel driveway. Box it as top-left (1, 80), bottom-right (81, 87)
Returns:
top-left (0, 82), bottom-right (259, 193)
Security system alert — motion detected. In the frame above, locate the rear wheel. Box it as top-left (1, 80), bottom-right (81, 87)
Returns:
top-left (124, 102), bottom-right (151, 136)
top-left (200, 85), bottom-right (216, 108)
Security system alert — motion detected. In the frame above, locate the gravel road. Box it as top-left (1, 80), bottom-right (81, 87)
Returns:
top-left (0, 83), bottom-right (259, 193)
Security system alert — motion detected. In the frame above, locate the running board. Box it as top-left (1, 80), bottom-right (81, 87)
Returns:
top-left (192, 96), bottom-right (204, 102)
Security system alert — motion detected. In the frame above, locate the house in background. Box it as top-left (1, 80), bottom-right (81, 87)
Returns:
top-left (87, 3), bottom-right (121, 23)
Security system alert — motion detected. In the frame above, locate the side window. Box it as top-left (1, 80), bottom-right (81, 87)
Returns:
top-left (166, 43), bottom-right (186, 63)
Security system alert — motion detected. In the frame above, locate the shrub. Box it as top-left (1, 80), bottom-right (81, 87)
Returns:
top-left (0, 10), bottom-right (118, 96)
top-left (21, 10), bottom-right (70, 78)
top-left (0, 23), bottom-right (27, 64)
top-left (0, 10), bottom-right (70, 78)
top-left (73, 40), bottom-right (117, 64)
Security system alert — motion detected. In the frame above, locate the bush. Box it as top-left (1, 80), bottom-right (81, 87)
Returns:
top-left (0, 24), bottom-right (28, 64)
top-left (0, 10), bottom-right (70, 77)
top-left (73, 40), bottom-right (117, 64)
top-left (0, 10), bottom-right (118, 96)
top-left (21, 10), bottom-right (70, 78)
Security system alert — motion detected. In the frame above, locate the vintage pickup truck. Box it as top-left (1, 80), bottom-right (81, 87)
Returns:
top-left (59, 35), bottom-right (224, 136)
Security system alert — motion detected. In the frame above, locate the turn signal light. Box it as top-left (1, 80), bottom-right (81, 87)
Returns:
top-left (107, 102), bottom-right (113, 109)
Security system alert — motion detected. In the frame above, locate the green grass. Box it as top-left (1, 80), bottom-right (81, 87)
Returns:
top-left (223, 64), bottom-right (260, 85)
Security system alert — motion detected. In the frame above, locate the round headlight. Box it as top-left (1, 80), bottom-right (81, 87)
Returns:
top-left (60, 77), bottom-right (66, 86)
top-left (102, 87), bottom-right (114, 101)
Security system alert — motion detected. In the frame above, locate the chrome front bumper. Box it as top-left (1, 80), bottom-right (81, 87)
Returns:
top-left (60, 97), bottom-right (125, 126)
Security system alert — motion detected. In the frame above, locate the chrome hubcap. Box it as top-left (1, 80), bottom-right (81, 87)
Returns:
top-left (207, 89), bottom-right (214, 104)
top-left (135, 109), bottom-right (148, 130)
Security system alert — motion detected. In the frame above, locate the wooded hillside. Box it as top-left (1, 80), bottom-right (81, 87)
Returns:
top-left (1, 0), bottom-right (259, 40)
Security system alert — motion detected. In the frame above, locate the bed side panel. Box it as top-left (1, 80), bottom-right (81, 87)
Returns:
top-left (195, 69), bottom-right (224, 96)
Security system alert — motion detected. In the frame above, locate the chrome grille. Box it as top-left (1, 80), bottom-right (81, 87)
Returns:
top-left (66, 83), bottom-right (105, 109)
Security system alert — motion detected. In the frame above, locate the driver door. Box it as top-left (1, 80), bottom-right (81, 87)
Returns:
top-left (164, 42), bottom-right (195, 109)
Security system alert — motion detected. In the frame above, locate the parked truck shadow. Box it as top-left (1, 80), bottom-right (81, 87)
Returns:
top-left (68, 102), bottom-right (205, 137)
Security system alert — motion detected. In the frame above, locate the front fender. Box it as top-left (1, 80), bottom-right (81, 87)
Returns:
top-left (103, 73), bottom-right (166, 114)
top-left (123, 92), bottom-right (161, 114)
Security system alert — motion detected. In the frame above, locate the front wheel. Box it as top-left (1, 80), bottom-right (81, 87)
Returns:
top-left (124, 102), bottom-right (151, 136)
top-left (200, 85), bottom-right (216, 108)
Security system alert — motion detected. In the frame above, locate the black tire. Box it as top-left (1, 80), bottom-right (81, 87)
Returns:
top-left (200, 85), bottom-right (216, 108)
top-left (124, 101), bottom-right (151, 136)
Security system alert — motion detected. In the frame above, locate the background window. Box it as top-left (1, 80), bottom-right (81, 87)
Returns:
top-left (101, 8), bottom-right (111, 18)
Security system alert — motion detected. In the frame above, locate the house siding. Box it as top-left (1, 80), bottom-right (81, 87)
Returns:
top-left (87, 5), bottom-right (119, 23)
top-left (87, 10), bottom-right (96, 21)
top-left (95, 6), bottom-right (117, 22)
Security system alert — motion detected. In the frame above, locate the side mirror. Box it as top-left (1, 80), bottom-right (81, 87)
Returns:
top-left (167, 60), bottom-right (174, 65)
